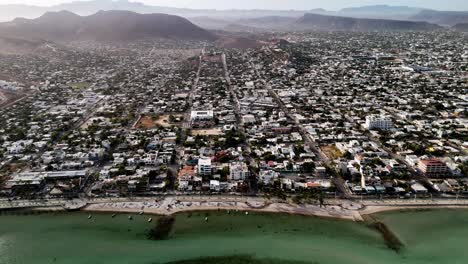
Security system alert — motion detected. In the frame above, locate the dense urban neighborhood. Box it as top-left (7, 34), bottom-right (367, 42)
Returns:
top-left (0, 31), bottom-right (467, 206)
top-left (2, 0), bottom-right (468, 263)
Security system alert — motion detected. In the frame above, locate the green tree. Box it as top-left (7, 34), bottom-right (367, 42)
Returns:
top-left (302, 162), bottom-right (315, 173)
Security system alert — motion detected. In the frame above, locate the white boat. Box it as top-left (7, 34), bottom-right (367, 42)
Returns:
top-left (88, 214), bottom-right (92, 219)
top-left (128, 216), bottom-right (133, 220)
top-left (205, 217), bottom-right (209, 222)
top-left (148, 218), bottom-right (153, 223)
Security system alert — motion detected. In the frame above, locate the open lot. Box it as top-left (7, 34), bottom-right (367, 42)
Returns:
top-left (135, 114), bottom-right (182, 129)
top-left (191, 128), bottom-right (224, 136)
top-left (321, 145), bottom-right (344, 160)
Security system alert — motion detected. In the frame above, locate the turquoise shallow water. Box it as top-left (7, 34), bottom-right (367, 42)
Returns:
top-left (0, 209), bottom-right (467, 264)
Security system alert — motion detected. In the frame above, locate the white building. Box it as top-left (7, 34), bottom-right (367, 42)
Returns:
top-left (406, 155), bottom-right (420, 167)
top-left (242, 114), bottom-right (256, 124)
top-left (229, 162), bottom-right (250, 181)
top-left (210, 180), bottom-right (220, 191)
top-left (198, 157), bottom-right (212, 176)
top-left (365, 115), bottom-right (393, 130)
top-left (190, 111), bottom-right (214, 122)
top-left (259, 170), bottom-right (279, 185)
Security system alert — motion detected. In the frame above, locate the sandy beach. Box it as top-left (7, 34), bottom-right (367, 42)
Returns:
top-left (82, 196), bottom-right (468, 222)
top-left (83, 197), bottom-right (364, 221)
top-left (4, 196), bottom-right (468, 222)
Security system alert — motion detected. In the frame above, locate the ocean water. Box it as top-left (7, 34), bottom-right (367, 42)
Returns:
top-left (0, 209), bottom-right (466, 264)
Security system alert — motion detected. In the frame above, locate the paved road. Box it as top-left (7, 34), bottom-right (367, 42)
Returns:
top-left (182, 44), bottom-right (205, 129)
top-left (248, 57), bottom-right (327, 164)
top-left (222, 52), bottom-right (258, 189)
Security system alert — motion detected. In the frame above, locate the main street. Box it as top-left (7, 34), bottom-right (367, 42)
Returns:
top-left (182, 44), bottom-right (205, 129)
top-left (222, 52), bottom-right (258, 190)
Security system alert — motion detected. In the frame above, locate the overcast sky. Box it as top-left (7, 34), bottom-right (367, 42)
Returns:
top-left (2, 0), bottom-right (468, 11)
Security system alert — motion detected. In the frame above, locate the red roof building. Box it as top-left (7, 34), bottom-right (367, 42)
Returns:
top-left (417, 159), bottom-right (450, 178)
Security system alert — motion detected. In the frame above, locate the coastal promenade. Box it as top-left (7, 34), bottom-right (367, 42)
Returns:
top-left (83, 196), bottom-right (364, 221)
top-left (2, 195), bottom-right (468, 221)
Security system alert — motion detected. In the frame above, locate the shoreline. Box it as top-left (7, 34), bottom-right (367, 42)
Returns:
top-left (3, 196), bottom-right (468, 221)
top-left (82, 198), bottom-right (468, 222)
top-left (82, 199), bottom-right (363, 221)
top-left (360, 204), bottom-right (468, 216)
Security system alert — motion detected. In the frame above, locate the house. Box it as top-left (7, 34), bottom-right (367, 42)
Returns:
top-left (229, 162), bottom-right (250, 181)
top-left (411, 182), bottom-right (428, 194)
top-left (210, 180), bottom-right (220, 191)
top-left (242, 114), bottom-right (256, 124)
top-left (259, 170), bottom-right (279, 185)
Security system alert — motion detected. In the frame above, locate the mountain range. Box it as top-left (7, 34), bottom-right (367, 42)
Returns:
top-left (193, 13), bottom-right (443, 32)
top-left (1, 0), bottom-right (468, 27)
top-left (0, 10), bottom-right (216, 42)
top-left (0, 2), bottom-right (460, 55)
top-left (410, 10), bottom-right (468, 26)
top-left (453, 23), bottom-right (468, 32)
top-left (0, 0), bottom-right (306, 22)
top-left (0, 9), bottom-right (444, 47)
top-left (294, 13), bottom-right (442, 32)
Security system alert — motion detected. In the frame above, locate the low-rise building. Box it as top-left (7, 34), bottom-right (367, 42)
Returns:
top-left (229, 162), bottom-right (250, 181)
top-left (418, 159), bottom-right (450, 178)
top-left (198, 157), bottom-right (212, 176)
top-left (190, 111), bottom-right (214, 121)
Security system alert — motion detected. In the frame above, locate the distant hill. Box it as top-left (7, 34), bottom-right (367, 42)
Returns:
top-left (411, 10), bottom-right (468, 26)
top-left (294, 13), bottom-right (443, 32)
top-left (0, 0), bottom-right (308, 22)
top-left (189, 16), bottom-right (297, 32)
top-left (0, 36), bottom-right (47, 54)
top-left (1, 0), bottom-right (467, 28)
top-left (222, 24), bottom-right (263, 33)
top-left (453, 23), bottom-right (468, 32)
top-left (196, 13), bottom-right (445, 33)
top-left (339, 5), bottom-right (425, 20)
top-left (234, 16), bottom-right (298, 30)
top-left (189, 16), bottom-right (233, 30)
top-left (0, 4), bottom-right (48, 22)
top-left (0, 10), bottom-right (216, 42)
top-left (216, 36), bottom-right (266, 49)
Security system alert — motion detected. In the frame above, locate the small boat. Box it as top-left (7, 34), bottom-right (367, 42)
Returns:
top-left (245, 212), bottom-right (249, 215)
top-left (88, 214), bottom-right (92, 219)
top-left (148, 218), bottom-right (153, 223)
top-left (139, 211), bottom-right (144, 215)
top-left (128, 216), bottom-right (133, 220)
top-left (111, 214), bottom-right (116, 218)
top-left (227, 210), bottom-right (231, 214)
top-left (205, 217), bottom-right (209, 222)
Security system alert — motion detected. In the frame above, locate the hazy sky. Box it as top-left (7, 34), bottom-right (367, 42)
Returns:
top-left (2, 0), bottom-right (468, 11)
